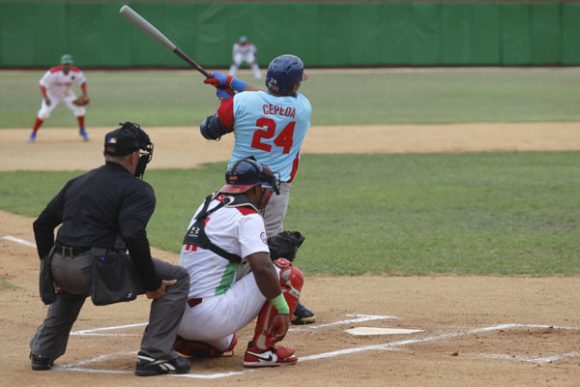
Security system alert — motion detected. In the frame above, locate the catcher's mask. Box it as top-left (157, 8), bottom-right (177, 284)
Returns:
top-left (219, 156), bottom-right (280, 208)
top-left (104, 122), bottom-right (154, 179)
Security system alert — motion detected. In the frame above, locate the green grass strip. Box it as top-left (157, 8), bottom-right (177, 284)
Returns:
top-left (1, 152), bottom-right (578, 276)
top-left (2, 68), bottom-right (580, 128)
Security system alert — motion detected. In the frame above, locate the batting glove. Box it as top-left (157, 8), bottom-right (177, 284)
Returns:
top-left (204, 72), bottom-right (247, 92)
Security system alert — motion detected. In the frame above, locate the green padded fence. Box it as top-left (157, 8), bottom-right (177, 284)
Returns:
top-left (0, 1), bottom-right (579, 67)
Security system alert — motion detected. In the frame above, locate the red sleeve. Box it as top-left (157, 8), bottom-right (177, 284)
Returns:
top-left (217, 98), bottom-right (234, 130)
top-left (81, 83), bottom-right (87, 94)
top-left (40, 85), bottom-right (47, 98)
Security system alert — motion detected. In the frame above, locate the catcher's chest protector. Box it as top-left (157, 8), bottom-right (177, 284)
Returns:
top-left (183, 195), bottom-right (242, 264)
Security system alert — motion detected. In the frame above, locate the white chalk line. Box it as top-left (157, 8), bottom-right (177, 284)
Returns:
top-left (72, 322), bottom-right (147, 336)
top-left (71, 314), bottom-right (398, 337)
top-left (289, 313), bottom-right (399, 332)
top-left (299, 323), bottom-right (517, 362)
top-left (60, 322), bottom-right (580, 379)
top-left (1, 234), bottom-right (36, 248)
top-left (481, 351), bottom-right (580, 364)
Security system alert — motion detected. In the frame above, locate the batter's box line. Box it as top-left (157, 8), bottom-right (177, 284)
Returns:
top-left (480, 351), bottom-right (580, 365)
top-left (71, 314), bottom-right (399, 336)
top-left (58, 322), bottom-right (580, 379)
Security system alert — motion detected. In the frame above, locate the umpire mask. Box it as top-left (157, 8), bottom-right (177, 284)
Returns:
top-left (135, 141), bottom-right (154, 179)
top-left (104, 122), bottom-right (154, 179)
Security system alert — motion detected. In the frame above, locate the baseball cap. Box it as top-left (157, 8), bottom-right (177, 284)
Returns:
top-left (60, 54), bottom-right (74, 65)
top-left (104, 122), bottom-right (151, 156)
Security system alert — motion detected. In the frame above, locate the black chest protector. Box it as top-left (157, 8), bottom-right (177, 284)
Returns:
top-left (182, 194), bottom-right (260, 264)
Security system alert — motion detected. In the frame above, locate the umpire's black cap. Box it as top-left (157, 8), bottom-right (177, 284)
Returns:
top-left (104, 122), bottom-right (151, 156)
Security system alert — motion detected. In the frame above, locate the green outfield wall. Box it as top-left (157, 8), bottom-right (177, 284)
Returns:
top-left (1, 1), bottom-right (579, 67)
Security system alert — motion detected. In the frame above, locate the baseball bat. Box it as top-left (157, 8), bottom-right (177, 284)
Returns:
top-left (119, 5), bottom-right (210, 78)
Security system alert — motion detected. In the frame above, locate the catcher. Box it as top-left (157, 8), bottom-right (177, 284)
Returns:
top-left (28, 54), bottom-right (91, 142)
top-left (175, 156), bottom-right (305, 367)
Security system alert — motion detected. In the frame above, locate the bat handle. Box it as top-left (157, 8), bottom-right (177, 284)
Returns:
top-left (173, 48), bottom-right (210, 78)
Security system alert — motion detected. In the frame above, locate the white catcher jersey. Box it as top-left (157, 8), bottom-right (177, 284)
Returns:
top-left (179, 197), bottom-right (269, 299)
top-left (39, 66), bottom-right (86, 98)
top-left (228, 90), bottom-right (312, 182)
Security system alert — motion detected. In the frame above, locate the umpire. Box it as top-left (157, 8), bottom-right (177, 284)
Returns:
top-left (29, 122), bottom-right (191, 376)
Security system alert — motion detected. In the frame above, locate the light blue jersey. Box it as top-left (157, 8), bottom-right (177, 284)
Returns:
top-left (229, 90), bottom-right (311, 182)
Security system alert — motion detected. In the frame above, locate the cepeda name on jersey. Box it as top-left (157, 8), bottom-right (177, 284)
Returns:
top-left (262, 104), bottom-right (296, 119)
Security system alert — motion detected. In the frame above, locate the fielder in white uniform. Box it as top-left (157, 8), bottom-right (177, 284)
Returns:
top-left (175, 157), bottom-right (304, 367)
top-left (28, 54), bottom-right (89, 142)
top-left (229, 36), bottom-right (262, 80)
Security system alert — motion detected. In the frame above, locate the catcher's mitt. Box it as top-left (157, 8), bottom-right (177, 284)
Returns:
top-left (268, 231), bottom-right (305, 261)
top-left (73, 96), bottom-right (90, 106)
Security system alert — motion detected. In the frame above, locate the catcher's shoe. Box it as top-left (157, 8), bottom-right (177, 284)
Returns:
top-left (28, 132), bottom-right (36, 143)
top-left (135, 351), bottom-right (191, 376)
top-left (291, 303), bottom-right (315, 325)
top-left (243, 342), bottom-right (298, 367)
top-left (30, 353), bottom-right (53, 371)
top-left (79, 128), bottom-right (89, 141)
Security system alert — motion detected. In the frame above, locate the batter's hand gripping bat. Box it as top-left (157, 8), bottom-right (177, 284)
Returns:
top-left (119, 4), bottom-right (210, 78)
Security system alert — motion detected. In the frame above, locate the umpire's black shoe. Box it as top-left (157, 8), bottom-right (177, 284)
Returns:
top-left (291, 303), bottom-right (316, 325)
top-left (135, 351), bottom-right (191, 376)
top-left (30, 353), bottom-right (54, 371)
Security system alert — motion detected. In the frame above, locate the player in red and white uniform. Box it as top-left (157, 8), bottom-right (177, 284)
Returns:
top-left (229, 36), bottom-right (262, 80)
top-left (28, 54), bottom-right (89, 142)
top-left (175, 157), bottom-right (304, 367)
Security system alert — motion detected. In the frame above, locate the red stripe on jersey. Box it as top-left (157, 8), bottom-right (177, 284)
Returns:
top-left (217, 98), bottom-right (234, 130)
top-left (236, 207), bottom-right (258, 216)
top-left (50, 65), bottom-right (81, 74)
top-left (184, 243), bottom-right (198, 252)
top-left (288, 150), bottom-right (301, 183)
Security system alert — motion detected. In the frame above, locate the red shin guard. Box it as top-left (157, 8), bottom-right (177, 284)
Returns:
top-left (252, 259), bottom-right (304, 349)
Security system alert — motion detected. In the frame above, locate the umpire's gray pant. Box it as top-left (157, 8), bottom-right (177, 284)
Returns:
top-left (29, 250), bottom-right (189, 361)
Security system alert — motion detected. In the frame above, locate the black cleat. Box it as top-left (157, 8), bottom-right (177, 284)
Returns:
top-left (30, 353), bottom-right (54, 371)
top-left (135, 351), bottom-right (191, 376)
top-left (291, 303), bottom-right (316, 325)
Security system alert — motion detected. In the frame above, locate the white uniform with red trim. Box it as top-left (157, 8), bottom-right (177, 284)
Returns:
top-left (177, 195), bottom-right (275, 351)
top-left (37, 65), bottom-right (87, 119)
top-left (229, 42), bottom-right (261, 79)
top-left (217, 90), bottom-right (312, 236)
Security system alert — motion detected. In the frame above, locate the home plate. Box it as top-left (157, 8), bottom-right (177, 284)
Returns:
top-left (345, 327), bottom-right (424, 336)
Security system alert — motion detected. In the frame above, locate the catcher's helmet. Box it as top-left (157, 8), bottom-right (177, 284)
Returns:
top-left (219, 156), bottom-right (280, 195)
top-left (265, 54), bottom-right (305, 95)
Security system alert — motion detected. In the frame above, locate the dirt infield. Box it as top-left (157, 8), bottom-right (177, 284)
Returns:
top-left (1, 124), bottom-right (579, 386)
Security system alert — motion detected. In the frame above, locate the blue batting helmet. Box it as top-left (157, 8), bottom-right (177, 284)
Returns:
top-left (265, 54), bottom-right (304, 95)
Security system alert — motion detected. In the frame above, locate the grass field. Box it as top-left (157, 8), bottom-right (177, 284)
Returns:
top-left (1, 152), bottom-right (579, 276)
top-left (1, 68), bottom-right (579, 277)
top-left (1, 68), bottom-right (580, 128)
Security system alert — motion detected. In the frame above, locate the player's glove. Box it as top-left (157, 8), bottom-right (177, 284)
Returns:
top-left (268, 231), bottom-right (305, 262)
top-left (73, 96), bottom-right (90, 106)
top-left (204, 72), bottom-right (247, 92)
